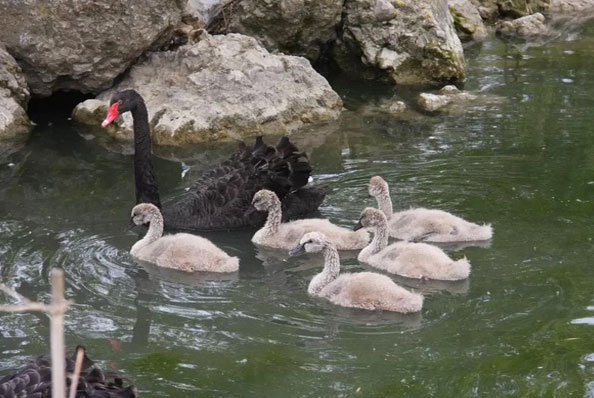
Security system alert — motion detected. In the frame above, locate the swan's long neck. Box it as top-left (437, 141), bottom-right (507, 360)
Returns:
top-left (375, 191), bottom-right (393, 219)
top-left (132, 101), bottom-right (161, 208)
top-left (364, 220), bottom-right (389, 256)
top-left (130, 211), bottom-right (164, 255)
top-left (261, 198), bottom-right (282, 237)
top-left (308, 245), bottom-right (340, 295)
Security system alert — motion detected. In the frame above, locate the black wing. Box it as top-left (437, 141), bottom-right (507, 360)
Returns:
top-left (162, 136), bottom-right (327, 231)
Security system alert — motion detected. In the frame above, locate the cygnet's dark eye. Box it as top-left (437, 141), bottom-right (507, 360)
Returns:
top-left (306, 239), bottom-right (313, 244)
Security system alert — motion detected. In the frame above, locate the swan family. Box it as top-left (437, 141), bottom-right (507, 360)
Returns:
top-left (104, 90), bottom-right (492, 313)
top-left (1, 89), bottom-right (495, 394)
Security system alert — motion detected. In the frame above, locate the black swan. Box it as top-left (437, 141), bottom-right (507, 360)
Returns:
top-left (0, 346), bottom-right (137, 398)
top-left (101, 89), bottom-right (327, 231)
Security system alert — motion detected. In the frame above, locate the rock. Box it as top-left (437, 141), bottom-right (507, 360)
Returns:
top-left (0, 0), bottom-right (184, 97)
top-left (358, 97), bottom-right (408, 116)
top-left (469, 0), bottom-right (548, 19)
top-left (470, 0), bottom-right (499, 22)
top-left (212, 0), bottom-right (342, 62)
top-left (497, 0), bottom-right (545, 17)
top-left (549, 0), bottom-right (594, 13)
top-left (187, 0), bottom-right (227, 26)
top-left (0, 98), bottom-right (30, 141)
top-left (0, 46), bottom-right (30, 140)
top-left (495, 12), bottom-right (548, 40)
top-left (449, 0), bottom-right (489, 42)
top-left (417, 85), bottom-right (477, 112)
top-left (386, 101), bottom-right (407, 114)
top-left (418, 93), bottom-right (454, 112)
top-left (335, 0), bottom-right (466, 85)
top-left (164, 2), bottom-right (207, 50)
top-left (73, 33), bottom-right (342, 145)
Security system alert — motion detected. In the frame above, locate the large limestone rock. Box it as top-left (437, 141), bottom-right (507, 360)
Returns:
top-left (335, 0), bottom-right (466, 85)
top-left (215, 0), bottom-right (343, 62)
top-left (0, 0), bottom-right (184, 97)
top-left (0, 46), bottom-right (30, 140)
top-left (73, 33), bottom-right (343, 145)
top-left (449, 0), bottom-right (488, 42)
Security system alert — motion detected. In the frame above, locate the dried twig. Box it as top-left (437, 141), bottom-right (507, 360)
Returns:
top-left (49, 270), bottom-right (68, 398)
top-left (0, 284), bottom-right (31, 303)
top-left (0, 269), bottom-right (73, 398)
top-left (0, 302), bottom-right (51, 312)
top-left (69, 347), bottom-right (85, 398)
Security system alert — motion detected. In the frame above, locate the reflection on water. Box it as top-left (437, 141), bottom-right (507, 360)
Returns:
top-left (3, 21), bottom-right (594, 397)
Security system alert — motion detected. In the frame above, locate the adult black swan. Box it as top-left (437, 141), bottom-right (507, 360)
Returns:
top-left (101, 89), bottom-right (327, 231)
top-left (0, 346), bottom-right (137, 398)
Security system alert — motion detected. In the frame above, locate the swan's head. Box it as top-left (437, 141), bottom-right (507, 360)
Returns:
top-left (130, 203), bottom-right (161, 226)
top-left (251, 189), bottom-right (280, 212)
top-left (289, 232), bottom-right (330, 256)
top-left (368, 176), bottom-right (389, 198)
top-left (354, 207), bottom-right (387, 230)
top-left (102, 89), bottom-right (143, 127)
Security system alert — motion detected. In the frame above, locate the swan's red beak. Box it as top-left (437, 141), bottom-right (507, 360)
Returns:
top-left (101, 102), bottom-right (120, 127)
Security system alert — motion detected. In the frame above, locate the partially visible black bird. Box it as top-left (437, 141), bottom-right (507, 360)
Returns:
top-left (0, 346), bottom-right (138, 398)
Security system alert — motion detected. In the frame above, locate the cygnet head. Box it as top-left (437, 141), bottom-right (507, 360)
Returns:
top-left (289, 232), bottom-right (331, 256)
top-left (354, 207), bottom-right (387, 230)
top-left (368, 176), bottom-right (389, 198)
top-left (130, 203), bottom-right (161, 226)
top-left (251, 189), bottom-right (279, 212)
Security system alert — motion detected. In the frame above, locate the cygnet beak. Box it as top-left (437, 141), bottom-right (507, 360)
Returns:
top-left (288, 243), bottom-right (306, 257)
top-left (353, 220), bottom-right (364, 231)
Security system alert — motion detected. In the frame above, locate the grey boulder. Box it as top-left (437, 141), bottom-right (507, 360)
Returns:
top-left (335, 0), bottom-right (466, 85)
top-left (0, 46), bottom-right (30, 141)
top-left (73, 33), bottom-right (343, 145)
top-left (449, 0), bottom-right (489, 42)
top-left (214, 0), bottom-right (343, 62)
top-left (0, 0), bottom-right (184, 96)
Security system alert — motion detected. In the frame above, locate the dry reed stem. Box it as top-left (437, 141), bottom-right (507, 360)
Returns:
top-left (69, 347), bottom-right (85, 398)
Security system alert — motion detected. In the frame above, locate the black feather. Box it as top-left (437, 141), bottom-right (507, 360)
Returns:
top-left (160, 135), bottom-right (327, 231)
top-left (0, 347), bottom-right (138, 398)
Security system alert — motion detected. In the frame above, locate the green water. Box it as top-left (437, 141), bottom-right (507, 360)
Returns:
top-left (2, 24), bottom-right (594, 397)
